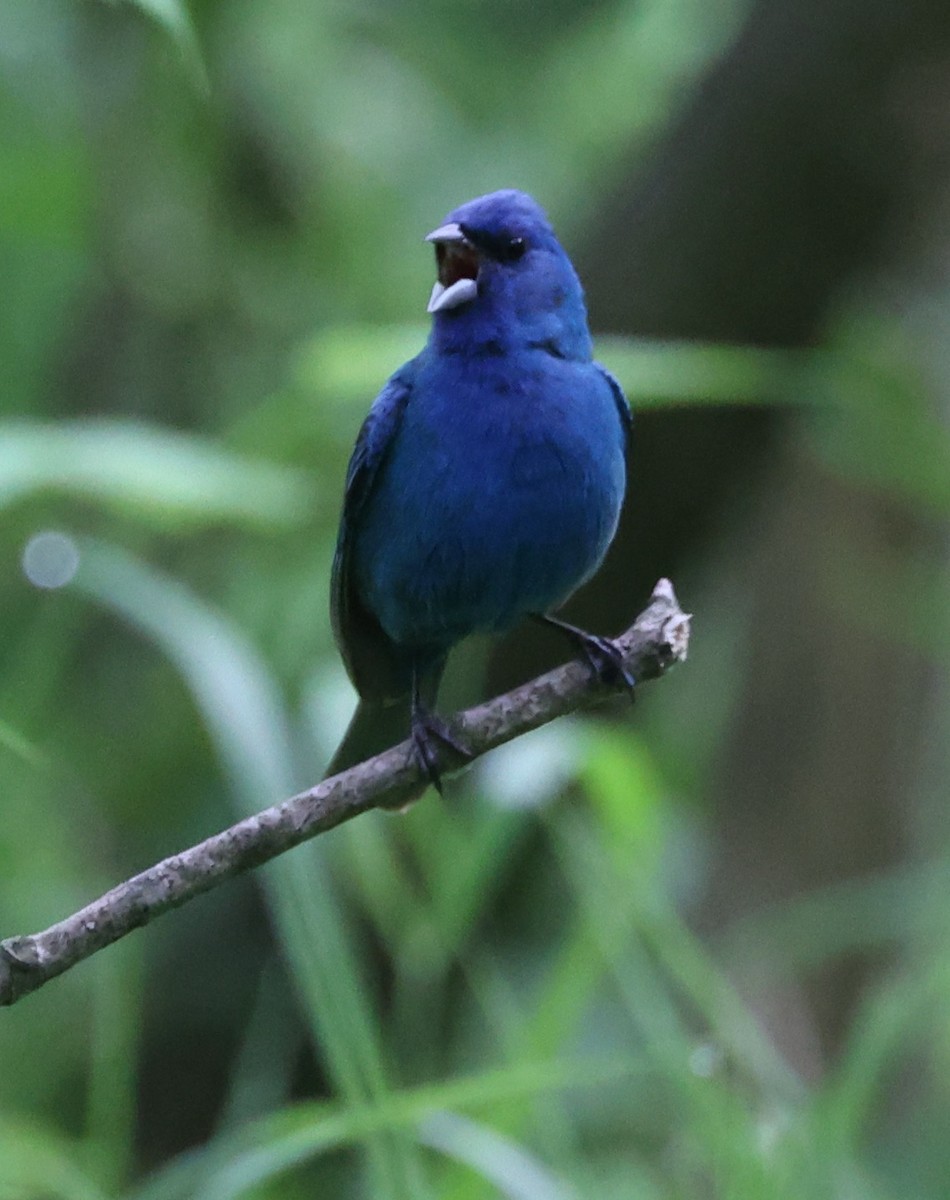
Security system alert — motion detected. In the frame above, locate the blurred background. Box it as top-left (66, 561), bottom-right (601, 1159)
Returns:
top-left (3, 0), bottom-right (950, 1196)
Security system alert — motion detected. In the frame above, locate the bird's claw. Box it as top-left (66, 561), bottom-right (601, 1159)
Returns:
top-left (576, 633), bottom-right (636, 696)
top-left (533, 613), bottom-right (636, 698)
top-left (410, 711), bottom-right (472, 794)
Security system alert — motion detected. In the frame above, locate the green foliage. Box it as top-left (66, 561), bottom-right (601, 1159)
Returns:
top-left (0, 1118), bottom-right (110, 1200)
top-left (0, 421), bottom-right (312, 527)
top-left (121, 0), bottom-right (209, 93)
top-left (2, 1), bottom-right (950, 1198)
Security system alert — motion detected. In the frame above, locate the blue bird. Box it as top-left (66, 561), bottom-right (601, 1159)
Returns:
top-left (328, 189), bottom-right (630, 789)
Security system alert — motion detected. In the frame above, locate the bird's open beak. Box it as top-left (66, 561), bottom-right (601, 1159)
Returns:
top-left (425, 222), bottom-right (479, 314)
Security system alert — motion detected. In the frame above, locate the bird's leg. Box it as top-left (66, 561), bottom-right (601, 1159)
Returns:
top-left (533, 613), bottom-right (636, 695)
top-left (410, 669), bottom-right (472, 794)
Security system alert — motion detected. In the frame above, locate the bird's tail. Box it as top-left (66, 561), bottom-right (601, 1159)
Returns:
top-left (323, 698), bottom-right (412, 780)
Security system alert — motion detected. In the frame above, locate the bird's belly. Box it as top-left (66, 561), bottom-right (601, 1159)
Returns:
top-left (353, 422), bottom-right (623, 651)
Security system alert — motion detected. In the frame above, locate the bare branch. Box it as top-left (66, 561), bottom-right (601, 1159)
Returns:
top-left (0, 579), bottom-right (690, 1007)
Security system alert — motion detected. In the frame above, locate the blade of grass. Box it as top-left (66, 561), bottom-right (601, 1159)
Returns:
top-left (83, 939), bottom-right (143, 1193)
top-left (215, 954), bottom-right (304, 1133)
top-left (817, 950), bottom-right (950, 1152)
top-left (128, 1057), bottom-right (639, 1200)
top-left (74, 539), bottom-right (428, 1200)
top-left (298, 325), bottom-right (797, 413)
top-left (418, 1110), bottom-right (576, 1200)
top-left (122, 0), bottom-right (209, 94)
top-left (0, 1118), bottom-right (111, 1200)
top-left (0, 716), bottom-right (50, 771)
top-left (718, 860), bottom-right (950, 975)
top-left (0, 419), bottom-right (312, 529)
top-left (549, 813), bottom-right (811, 1196)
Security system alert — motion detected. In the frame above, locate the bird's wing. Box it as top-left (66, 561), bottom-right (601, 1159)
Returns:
top-left (330, 364), bottom-right (415, 701)
top-left (595, 363), bottom-right (632, 446)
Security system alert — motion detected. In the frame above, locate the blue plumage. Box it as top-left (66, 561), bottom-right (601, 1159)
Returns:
top-left (329, 190), bottom-right (630, 787)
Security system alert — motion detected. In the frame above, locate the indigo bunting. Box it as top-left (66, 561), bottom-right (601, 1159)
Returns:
top-left (328, 190), bottom-right (630, 789)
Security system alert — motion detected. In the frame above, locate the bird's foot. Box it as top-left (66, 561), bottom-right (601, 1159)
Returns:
top-left (410, 709), bottom-right (472, 795)
top-left (534, 614), bottom-right (636, 697)
top-left (576, 632), bottom-right (637, 693)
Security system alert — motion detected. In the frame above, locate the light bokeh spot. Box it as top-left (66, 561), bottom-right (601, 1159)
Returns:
top-left (22, 531), bottom-right (80, 590)
top-left (689, 1042), bottom-right (723, 1079)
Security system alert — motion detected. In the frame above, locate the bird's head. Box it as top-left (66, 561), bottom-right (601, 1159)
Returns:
top-left (425, 190), bottom-right (591, 359)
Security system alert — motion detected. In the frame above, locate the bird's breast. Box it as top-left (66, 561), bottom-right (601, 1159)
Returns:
top-left (353, 356), bottom-right (625, 649)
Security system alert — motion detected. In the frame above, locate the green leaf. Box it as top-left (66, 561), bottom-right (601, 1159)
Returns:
top-left (74, 541), bottom-right (428, 1200)
top-left (298, 324), bottom-right (794, 411)
top-left (596, 337), bottom-right (793, 407)
top-left (122, 0), bottom-right (209, 94)
top-left (0, 717), bottom-right (50, 771)
top-left (579, 727), bottom-right (666, 870)
top-left (84, 942), bottom-right (143, 1193)
top-left (418, 1111), bottom-right (575, 1200)
top-left (0, 420), bottom-right (313, 529)
top-left (0, 1118), bottom-right (110, 1200)
top-left (129, 1058), bottom-right (634, 1200)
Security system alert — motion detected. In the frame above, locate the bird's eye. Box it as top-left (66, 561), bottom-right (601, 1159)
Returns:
top-left (460, 224), bottom-right (527, 264)
top-left (504, 237), bottom-right (526, 261)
